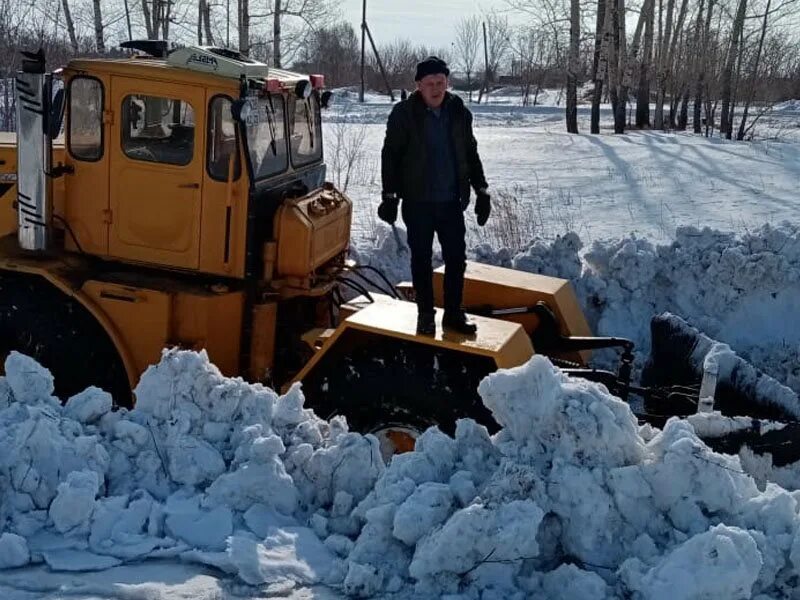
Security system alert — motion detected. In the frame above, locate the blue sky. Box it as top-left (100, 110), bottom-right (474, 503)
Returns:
top-left (339, 0), bottom-right (502, 50)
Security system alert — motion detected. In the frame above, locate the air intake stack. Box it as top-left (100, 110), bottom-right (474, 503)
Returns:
top-left (15, 50), bottom-right (53, 251)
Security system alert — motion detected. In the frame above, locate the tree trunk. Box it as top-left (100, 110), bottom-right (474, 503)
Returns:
top-left (239, 0), bottom-right (250, 56)
top-left (163, 0), bottom-right (172, 40)
top-left (203, 0), bottom-right (214, 44)
top-left (720, 0), bottom-right (748, 139)
top-left (678, 87), bottom-right (690, 129)
top-left (614, 0), bottom-right (628, 133)
top-left (637, 0), bottom-right (654, 127)
top-left (92, 0), bottom-right (105, 52)
top-left (591, 0), bottom-right (606, 134)
top-left (273, 0), bottom-right (282, 68)
top-left (654, 0), bottom-right (675, 130)
top-left (197, 0), bottom-right (204, 43)
top-left (62, 0), bottom-right (79, 53)
top-left (692, 0), bottom-right (708, 133)
top-left (122, 0), bottom-right (133, 40)
top-left (566, 0), bottom-right (580, 133)
top-left (737, 0), bottom-right (770, 140)
top-left (142, 0), bottom-right (155, 39)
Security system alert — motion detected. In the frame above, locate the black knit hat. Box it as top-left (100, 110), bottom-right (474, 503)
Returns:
top-left (415, 56), bottom-right (450, 81)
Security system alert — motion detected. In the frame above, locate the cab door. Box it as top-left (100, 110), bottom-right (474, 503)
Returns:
top-left (109, 76), bottom-right (205, 270)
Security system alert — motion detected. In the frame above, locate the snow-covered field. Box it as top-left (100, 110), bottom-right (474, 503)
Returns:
top-left (2, 92), bottom-right (800, 599)
top-left (328, 90), bottom-right (800, 245)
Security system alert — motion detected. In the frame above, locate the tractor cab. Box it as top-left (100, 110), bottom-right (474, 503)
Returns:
top-left (7, 43), bottom-right (349, 287)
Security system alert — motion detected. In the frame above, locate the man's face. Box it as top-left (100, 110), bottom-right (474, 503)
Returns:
top-left (416, 73), bottom-right (448, 108)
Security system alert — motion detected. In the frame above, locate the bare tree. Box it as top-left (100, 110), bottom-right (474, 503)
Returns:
top-left (591, 0), bottom-right (606, 133)
top-left (637, 0), bottom-right (656, 127)
top-left (61, 0), bottom-right (78, 52)
top-left (249, 0), bottom-right (336, 68)
top-left (455, 16), bottom-right (481, 102)
top-left (566, 0), bottom-right (580, 132)
top-left (93, 0), bottom-right (105, 51)
top-left (719, 0), bottom-right (748, 137)
top-left (238, 0), bottom-right (249, 54)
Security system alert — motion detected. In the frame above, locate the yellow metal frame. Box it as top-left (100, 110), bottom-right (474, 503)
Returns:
top-left (434, 261), bottom-right (592, 364)
top-left (290, 296), bottom-right (534, 392)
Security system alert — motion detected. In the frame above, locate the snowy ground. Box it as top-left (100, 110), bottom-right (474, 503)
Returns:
top-left (327, 89), bottom-right (800, 247)
top-left (2, 92), bottom-right (800, 599)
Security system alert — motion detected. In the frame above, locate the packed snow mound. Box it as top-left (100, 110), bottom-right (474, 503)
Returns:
top-left (338, 356), bottom-right (800, 597)
top-left (3, 350), bottom-right (800, 598)
top-left (354, 221), bottom-right (800, 395)
top-left (0, 349), bottom-right (383, 588)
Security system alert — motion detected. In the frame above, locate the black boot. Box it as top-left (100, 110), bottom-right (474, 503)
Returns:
top-left (417, 311), bottom-right (436, 335)
top-left (442, 311), bottom-right (477, 334)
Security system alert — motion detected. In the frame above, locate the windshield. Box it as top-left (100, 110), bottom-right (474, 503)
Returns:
top-left (243, 94), bottom-right (288, 180)
top-left (288, 93), bottom-right (322, 167)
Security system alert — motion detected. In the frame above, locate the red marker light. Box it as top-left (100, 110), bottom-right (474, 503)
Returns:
top-left (310, 74), bottom-right (325, 89)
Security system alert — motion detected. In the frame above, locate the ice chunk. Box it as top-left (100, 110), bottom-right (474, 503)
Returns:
top-left (42, 548), bottom-right (122, 571)
top-left (49, 470), bottom-right (100, 534)
top-left (5, 352), bottom-right (58, 407)
top-left (164, 492), bottom-right (232, 551)
top-left (344, 561), bottom-right (384, 598)
top-left (64, 387), bottom-right (112, 424)
top-left (409, 500), bottom-right (544, 579)
top-left (635, 525), bottom-right (762, 600)
top-left (0, 533), bottom-right (29, 569)
top-left (226, 527), bottom-right (339, 586)
top-left (393, 482), bottom-right (453, 546)
top-left (540, 564), bottom-right (608, 599)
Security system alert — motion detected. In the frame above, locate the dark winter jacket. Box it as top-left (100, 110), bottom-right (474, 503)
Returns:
top-left (381, 91), bottom-right (488, 207)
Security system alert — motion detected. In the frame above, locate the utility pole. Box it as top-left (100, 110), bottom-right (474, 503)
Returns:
top-left (227, 0), bottom-right (230, 47)
top-left (360, 0), bottom-right (366, 102)
top-left (479, 21), bottom-right (489, 103)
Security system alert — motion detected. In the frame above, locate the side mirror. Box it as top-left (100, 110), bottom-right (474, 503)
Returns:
top-left (49, 88), bottom-right (65, 139)
top-left (320, 90), bottom-right (333, 109)
top-left (295, 80), bottom-right (312, 100)
top-left (230, 98), bottom-right (248, 123)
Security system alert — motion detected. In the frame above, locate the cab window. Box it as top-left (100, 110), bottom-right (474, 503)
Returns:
top-left (244, 95), bottom-right (288, 180)
top-left (121, 94), bottom-right (194, 166)
top-left (68, 77), bottom-right (104, 161)
top-left (288, 93), bottom-right (321, 167)
top-left (207, 96), bottom-right (241, 181)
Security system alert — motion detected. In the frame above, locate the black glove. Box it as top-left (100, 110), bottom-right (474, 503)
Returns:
top-left (475, 190), bottom-right (491, 226)
top-left (377, 193), bottom-right (399, 225)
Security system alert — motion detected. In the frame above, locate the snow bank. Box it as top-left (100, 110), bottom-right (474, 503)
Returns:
top-left (354, 222), bottom-right (800, 397)
top-left (0, 349), bottom-right (383, 588)
top-left (3, 349), bottom-right (800, 598)
top-left (337, 356), bottom-right (800, 597)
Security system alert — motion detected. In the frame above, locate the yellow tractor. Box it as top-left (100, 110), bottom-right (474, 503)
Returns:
top-left (4, 43), bottom-right (773, 458)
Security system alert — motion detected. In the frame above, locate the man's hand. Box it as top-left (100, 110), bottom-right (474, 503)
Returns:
top-left (475, 190), bottom-right (491, 226)
top-left (377, 193), bottom-right (399, 225)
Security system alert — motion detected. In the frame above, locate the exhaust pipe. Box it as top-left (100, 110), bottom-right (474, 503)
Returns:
top-left (15, 50), bottom-right (53, 251)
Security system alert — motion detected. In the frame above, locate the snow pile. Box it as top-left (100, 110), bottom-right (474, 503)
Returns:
top-left (338, 356), bottom-right (800, 598)
top-left (354, 222), bottom-right (800, 395)
top-left (578, 223), bottom-right (800, 391)
top-left (3, 349), bottom-right (800, 598)
top-left (0, 349), bottom-right (384, 588)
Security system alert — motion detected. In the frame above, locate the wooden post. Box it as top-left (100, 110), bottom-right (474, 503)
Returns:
top-left (479, 21), bottom-right (489, 103)
top-left (365, 23), bottom-right (395, 102)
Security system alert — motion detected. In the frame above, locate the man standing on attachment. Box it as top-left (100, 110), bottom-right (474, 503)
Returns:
top-left (378, 56), bottom-right (491, 335)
